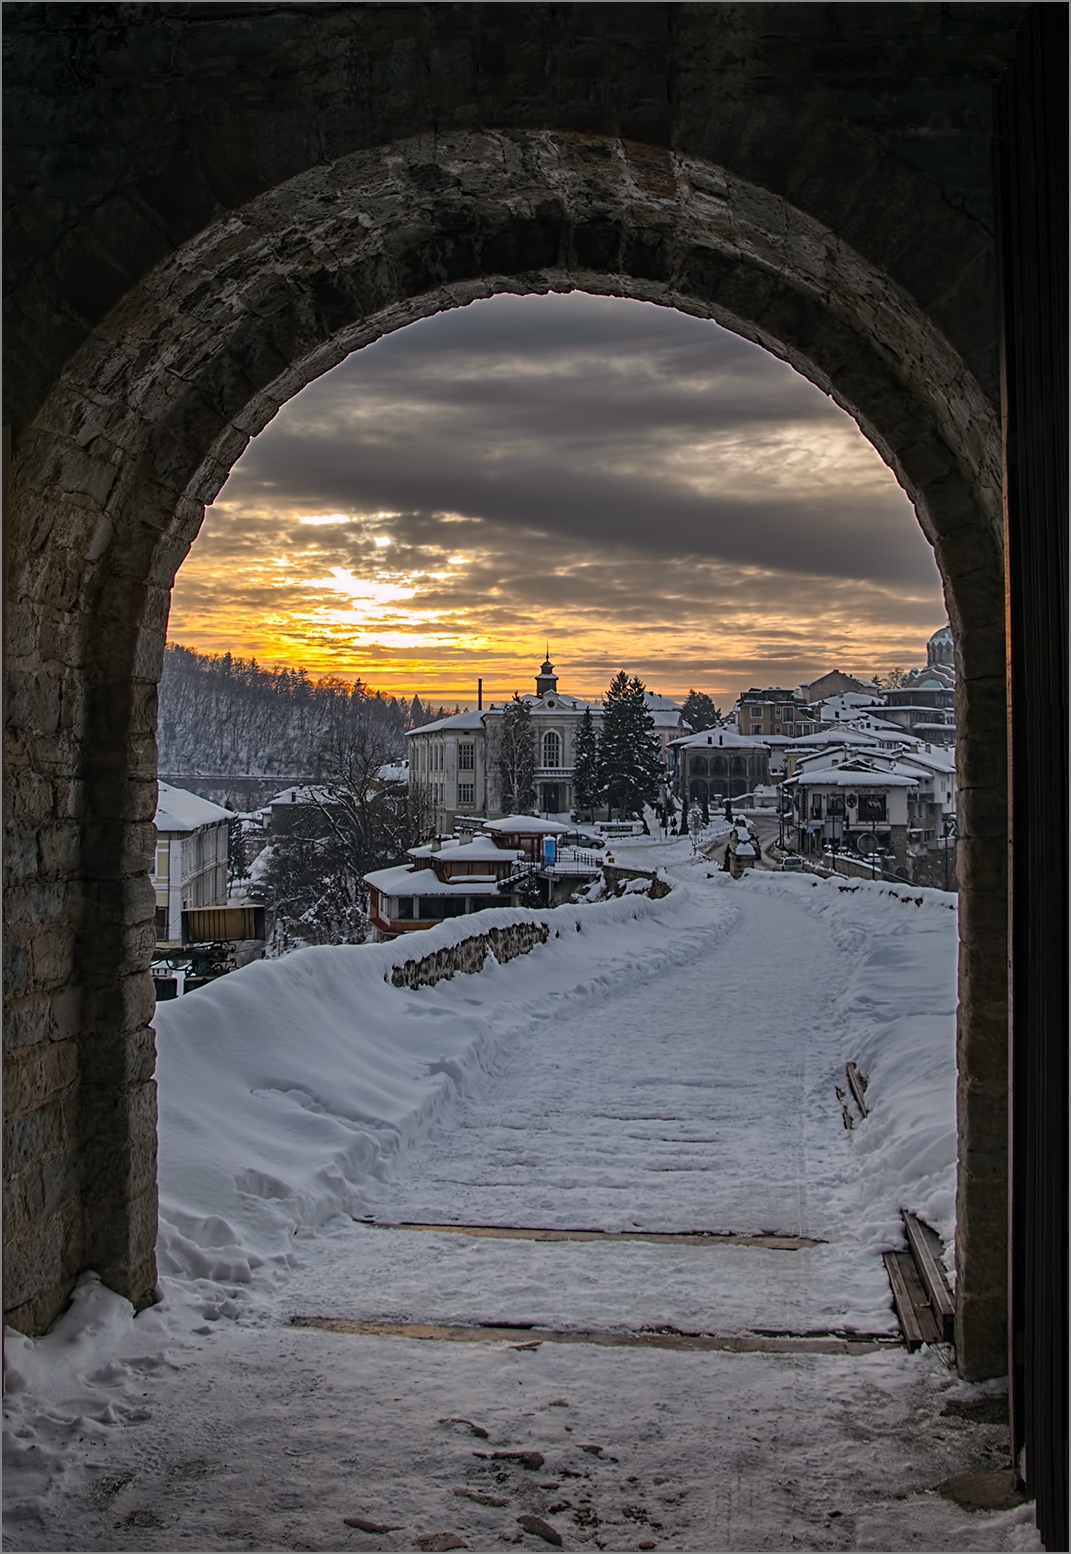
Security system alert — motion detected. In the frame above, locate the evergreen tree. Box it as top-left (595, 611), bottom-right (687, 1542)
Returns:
top-left (700, 792), bottom-right (710, 826)
top-left (681, 689), bottom-right (721, 733)
top-left (680, 791), bottom-right (690, 832)
top-left (495, 695), bottom-right (536, 813)
top-left (517, 868), bottom-right (545, 908)
top-left (407, 694), bottom-right (425, 727)
top-left (596, 671), bottom-right (665, 818)
top-left (571, 707), bottom-right (602, 819)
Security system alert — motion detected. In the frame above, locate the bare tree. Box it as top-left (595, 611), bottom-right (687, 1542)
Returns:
top-left (262, 715), bottom-right (436, 950)
top-left (489, 696), bottom-right (536, 814)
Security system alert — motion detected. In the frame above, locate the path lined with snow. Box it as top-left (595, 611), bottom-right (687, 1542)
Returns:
top-left (296, 878), bottom-right (899, 1339)
top-left (6, 862), bottom-right (1037, 1552)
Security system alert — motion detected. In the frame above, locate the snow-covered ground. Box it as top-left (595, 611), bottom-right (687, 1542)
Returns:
top-left (3, 854), bottom-right (1039, 1551)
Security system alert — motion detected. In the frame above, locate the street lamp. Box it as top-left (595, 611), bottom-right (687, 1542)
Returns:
top-left (941, 811), bottom-right (958, 892)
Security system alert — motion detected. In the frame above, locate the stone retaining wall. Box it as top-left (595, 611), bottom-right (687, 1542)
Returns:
top-left (390, 921), bottom-right (551, 990)
top-left (601, 864), bottom-right (673, 900)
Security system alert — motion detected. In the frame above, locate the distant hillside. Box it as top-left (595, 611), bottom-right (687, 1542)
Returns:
top-left (157, 644), bottom-right (426, 778)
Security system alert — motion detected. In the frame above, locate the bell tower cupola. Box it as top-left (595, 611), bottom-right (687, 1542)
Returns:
top-left (535, 648), bottom-right (558, 696)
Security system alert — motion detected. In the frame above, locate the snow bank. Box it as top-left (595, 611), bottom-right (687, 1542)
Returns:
top-left (740, 870), bottom-right (959, 1270)
top-left (153, 891), bottom-right (714, 1294)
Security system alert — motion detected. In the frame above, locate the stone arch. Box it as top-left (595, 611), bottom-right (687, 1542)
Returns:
top-left (6, 129), bottom-right (1005, 1371)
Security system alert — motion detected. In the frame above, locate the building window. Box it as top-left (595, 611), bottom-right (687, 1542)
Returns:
top-left (458, 783), bottom-right (475, 804)
top-left (458, 743), bottom-right (475, 770)
top-left (419, 896), bottom-right (468, 919)
top-left (751, 724), bottom-right (762, 735)
top-left (397, 897), bottom-right (415, 919)
top-left (783, 707), bottom-right (795, 722)
top-left (542, 730), bottom-right (562, 768)
top-left (857, 793), bottom-right (887, 823)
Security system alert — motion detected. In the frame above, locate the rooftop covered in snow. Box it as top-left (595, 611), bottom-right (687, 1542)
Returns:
top-left (156, 782), bottom-right (231, 832)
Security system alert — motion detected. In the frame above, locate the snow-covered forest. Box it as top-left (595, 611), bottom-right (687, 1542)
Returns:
top-left (157, 645), bottom-right (452, 775)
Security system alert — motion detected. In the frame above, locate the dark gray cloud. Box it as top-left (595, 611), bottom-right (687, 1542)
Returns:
top-left (175, 293), bottom-right (945, 698)
top-left (219, 292), bottom-right (938, 589)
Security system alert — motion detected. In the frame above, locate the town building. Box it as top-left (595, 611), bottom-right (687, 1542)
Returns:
top-left (781, 727), bottom-right (889, 779)
top-left (732, 687), bottom-right (817, 738)
top-left (797, 669), bottom-right (880, 703)
top-left (365, 816), bottom-right (570, 937)
top-left (785, 752), bottom-right (918, 869)
top-left (406, 657), bottom-right (685, 833)
top-left (153, 782), bottom-right (231, 945)
top-left (669, 728), bottom-right (770, 804)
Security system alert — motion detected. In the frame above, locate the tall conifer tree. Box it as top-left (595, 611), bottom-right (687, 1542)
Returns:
top-left (571, 707), bottom-right (601, 819)
top-left (681, 689), bottom-right (721, 733)
top-left (596, 671), bottom-right (665, 818)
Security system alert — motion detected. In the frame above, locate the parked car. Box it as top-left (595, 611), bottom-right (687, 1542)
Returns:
top-left (559, 832), bottom-right (606, 851)
top-left (779, 854), bottom-right (805, 871)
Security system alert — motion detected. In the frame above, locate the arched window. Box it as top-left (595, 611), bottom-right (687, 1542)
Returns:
top-left (730, 756), bottom-right (747, 776)
top-left (712, 756), bottom-right (728, 776)
top-left (689, 756), bottom-right (708, 776)
top-left (542, 730), bottom-right (562, 769)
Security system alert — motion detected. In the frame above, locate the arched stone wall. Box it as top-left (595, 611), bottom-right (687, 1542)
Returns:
top-left (5, 127), bottom-right (1007, 1375)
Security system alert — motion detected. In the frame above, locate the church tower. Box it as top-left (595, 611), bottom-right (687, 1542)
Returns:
top-left (535, 651), bottom-right (558, 696)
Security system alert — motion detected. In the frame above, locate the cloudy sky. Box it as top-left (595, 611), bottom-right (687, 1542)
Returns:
top-left (169, 292), bottom-right (946, 706)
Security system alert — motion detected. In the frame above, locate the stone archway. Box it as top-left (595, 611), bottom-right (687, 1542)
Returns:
top-left (5, 128), bottom-right (1006, 1376)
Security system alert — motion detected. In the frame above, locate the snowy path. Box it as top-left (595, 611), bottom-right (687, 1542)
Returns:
top-left (293, 882), bottom-right (897, 1339)
top-left (5, 867), bottom-right (1039, 1552)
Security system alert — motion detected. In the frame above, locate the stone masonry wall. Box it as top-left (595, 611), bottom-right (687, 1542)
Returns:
top-left (3, 5), bottom-right (1019, 1372)
top-left (390, 921), bottom-right (551, 990)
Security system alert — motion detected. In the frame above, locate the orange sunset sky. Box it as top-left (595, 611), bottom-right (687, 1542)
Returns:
top-left (167, 294), bottom-right (947, 708)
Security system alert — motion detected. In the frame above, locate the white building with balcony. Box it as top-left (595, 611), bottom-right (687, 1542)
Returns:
top-left (152, 782), bottom-right (231, 945)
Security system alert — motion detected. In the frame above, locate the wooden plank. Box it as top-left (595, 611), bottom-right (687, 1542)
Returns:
top-left (883, 1251), bottom-right (942, 1349)
top-left (902, 1211), bottom-right (955, 1338)
top-left (291, 1314), bottom-right (898, 1356)
top-left (361, 1220), bottom-right (821, 1250)
top-left (846, 1061), bottom-right (869, 1117)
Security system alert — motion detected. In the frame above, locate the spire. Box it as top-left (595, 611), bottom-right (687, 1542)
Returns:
top-left (535, 650), bottom-right (558, 696)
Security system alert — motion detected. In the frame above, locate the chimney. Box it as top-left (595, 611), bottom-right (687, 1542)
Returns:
top-left (477, 678), bottom-right (483, 711)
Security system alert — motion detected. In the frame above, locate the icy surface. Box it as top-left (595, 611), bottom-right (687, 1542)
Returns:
top-left (3, 859), bottom-right (1037, 1551)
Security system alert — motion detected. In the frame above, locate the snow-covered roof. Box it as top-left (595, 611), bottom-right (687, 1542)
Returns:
top-left (839, 715), bottom-right (905, 732)
top-left (671, 729), bottom-right (768, 750)
top-left (788, 762), bottom-right (917, 788)
top-left (406, 710), bottom-right (485, 736)
top-left (377, 762), bottom-right (409, 783)
top-left (269, 785), bottom-right (334, 806)
top-left (363, 863), bottom-right (503, 895)
top-left (156, 782), bottom-right (231, 832)
top-left (823, 692), bottom-right (885, 710)
top-left (426, 837), bottom-right (524, 863)
top-left (929, 625), bottom-right (953, 642)
top-left (897, 753), bottom-right (956, 780)
top-left (788, 728), bottom-right (883, 748)
top-left (484, 814), bottom-right (572, 834)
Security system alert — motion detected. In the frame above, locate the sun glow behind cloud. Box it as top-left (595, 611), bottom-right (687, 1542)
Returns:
top-left (168, 294), bottom-right (946, 702)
